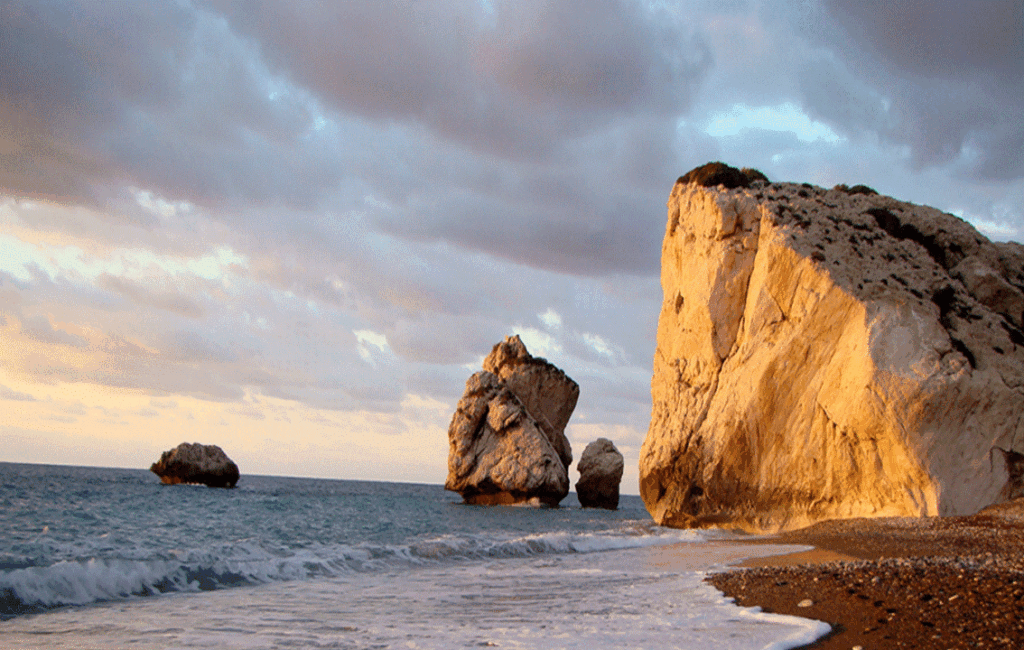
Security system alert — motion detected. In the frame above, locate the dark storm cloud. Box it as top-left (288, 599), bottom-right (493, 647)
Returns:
top-left (209, 2), bottom-right (471, 116)
top-left (0, 0), bottom-right (337, 209)
top-left (824, 0), bottom-right (1024, 81)
top-left (0, 0), bottom-right (193, 202)
top-left (481, 0), bottom-right (705, 116)
top-left (359, 113), bottom-right (688, 277)
top-left (793, 52), bottom-right (893, 137)
top-left (1, 0), bottom-right (710, 281)
top-left (374, 168), bottom-right (666, 276)
top-left (798, 0), bottom-right (1024, 180)
top-left (214, 0), bottom-right (710, 158)
top-left (198, 0), bottom-right (709, 276)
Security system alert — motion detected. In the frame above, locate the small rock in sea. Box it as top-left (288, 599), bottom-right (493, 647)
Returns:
top-left (575, 438), bottom-right (624, 509)
top-left (797, 598), bottom-right (814, 608)
top-left (150, 442), bottom-right (240, 488)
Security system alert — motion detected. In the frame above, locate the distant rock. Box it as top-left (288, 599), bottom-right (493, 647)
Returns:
top-left (445, 335), bottom-right (578, 506)
top-left (576, 438), bottom-right (624, 510)
top-left (150, 442), bottom-right (240, 488)
top-left (641, 162), bottom-right (1024, 532)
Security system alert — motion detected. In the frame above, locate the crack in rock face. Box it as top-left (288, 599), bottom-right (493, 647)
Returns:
top-left (994, 447), bottom-right (1024, 501)
top-left (640, 163), bottom-right (1024, 532)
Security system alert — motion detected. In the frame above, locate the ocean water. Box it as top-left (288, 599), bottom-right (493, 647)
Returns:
top-left (0, 462), bottom-right (829, 649)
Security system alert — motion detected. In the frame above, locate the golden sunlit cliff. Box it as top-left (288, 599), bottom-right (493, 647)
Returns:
top-left (640, 163), bottom-right (1024, 533)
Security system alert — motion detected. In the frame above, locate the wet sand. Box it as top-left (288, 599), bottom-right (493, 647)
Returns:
top-left (707, 504), bottom-right (1024, 649)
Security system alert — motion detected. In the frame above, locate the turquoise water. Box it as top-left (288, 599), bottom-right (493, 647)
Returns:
top-left (0, 462), bottom-right (828, 648)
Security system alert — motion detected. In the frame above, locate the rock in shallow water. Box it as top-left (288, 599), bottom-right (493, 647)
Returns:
top-left (641, 163), bottom-right (1024, 532)
top-left (445, 335), bottom-right (578, 506)
top-left (576, 438), bottom-right (624, 510)
top-left (150, 442), bottom-right (240, 488)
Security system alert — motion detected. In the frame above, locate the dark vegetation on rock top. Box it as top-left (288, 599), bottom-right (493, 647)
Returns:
top-left (677, 161), bottom-right (769, 189)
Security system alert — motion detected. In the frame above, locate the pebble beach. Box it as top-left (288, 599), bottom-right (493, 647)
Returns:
top-left (708, 502), bottom-right (1024, 649)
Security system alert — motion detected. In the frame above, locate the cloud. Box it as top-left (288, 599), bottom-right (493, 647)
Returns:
top-left (18, 313), bottom-right (89, 348)
top-left (798, 0), bottom-right (1024, 180)
top-left (480, 0), bottom-right (708, 118)
top-left (385, 313), bottom-right (506, 365)
top-left (98, 274), bottom-right (205, 318)
top-left (0, 384), bottom-right (36, 401)
top-left (215, 0), bottom-right (710, 158)
top-left (0, 0), bottom-right (336, 210)
top-left (823, 0), bottom-right (1024, 81)
top-left (0, 0), bottom-right (193, 203)
top-left (0, 1), bottom-right (694, 286)
top-left (362, 114), bottom-right (685, 277)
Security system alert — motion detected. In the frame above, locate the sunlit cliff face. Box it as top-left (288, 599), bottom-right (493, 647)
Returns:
top-left (642, 175), bottom-right (1024, 532)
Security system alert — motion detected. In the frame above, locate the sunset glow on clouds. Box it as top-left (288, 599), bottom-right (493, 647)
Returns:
top-left (1, 0), bottom-right (1022, 492)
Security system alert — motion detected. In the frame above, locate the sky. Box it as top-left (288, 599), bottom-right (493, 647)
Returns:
top-left (1, 0), bottom-right (1022, 495)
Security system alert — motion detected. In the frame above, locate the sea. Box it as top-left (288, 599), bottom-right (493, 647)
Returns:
top-left (0, 462), bottom-right (830, 649)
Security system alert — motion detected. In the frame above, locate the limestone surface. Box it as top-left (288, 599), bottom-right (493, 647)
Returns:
top-left (446, 336), bottom-right (578, 506)
top-left (482, 335), bottom-right (578, 469)
top-left (640, 164), bottom-right (1024, 532)
top-left (576, 438), bottom-right (624, 509)
top-left (150, 442), bottom-right (240, 488)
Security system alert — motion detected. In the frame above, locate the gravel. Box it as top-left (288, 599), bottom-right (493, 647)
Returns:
top-left (705, 509), bottom-right (1024, 649)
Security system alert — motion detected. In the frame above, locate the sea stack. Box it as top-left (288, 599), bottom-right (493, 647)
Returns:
top-left (150, 442), bottom-right (240, 488)
top-left (445, 335), bottom-right (579, 506)
top-left (640, 162), bottom-right (1024, 532)
top-left (576, 438), bottom-right (624, 509)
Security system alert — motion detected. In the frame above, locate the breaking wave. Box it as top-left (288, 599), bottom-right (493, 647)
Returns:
top-left (1, 525), bottom-right (707, 618)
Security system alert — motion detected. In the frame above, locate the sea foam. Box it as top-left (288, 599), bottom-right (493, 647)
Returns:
top-left (1, 525), bottom-right (708, 615)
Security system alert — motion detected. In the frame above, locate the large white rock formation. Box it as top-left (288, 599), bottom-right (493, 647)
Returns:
top-left (640, 163), bottom-right (1024, 532)
top-left (446, 335), bottom-right (578, 506)
top-left (150, 442), bottom-right (240, 488)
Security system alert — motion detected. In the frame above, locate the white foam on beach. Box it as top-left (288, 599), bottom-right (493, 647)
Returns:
top-left (0, 542), bottom-right (829, 650)
top-left (0, 525), bottom-right (711, 613)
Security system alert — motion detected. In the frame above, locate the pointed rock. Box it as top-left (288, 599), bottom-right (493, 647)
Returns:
top-left (446, 336), bottom-right (578, 506)
top-left (482, 335), bottom-right (578, 469)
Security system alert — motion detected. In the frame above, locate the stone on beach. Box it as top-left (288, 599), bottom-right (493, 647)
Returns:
top-left (708, 512), bottom-right (1024, 650)
top-left (641, 162), bottom-right (1024, 532)
top-left (150, 442), bottom-right (240, 488)
top-left (575, 438), bottom-right (624, 510)
top-left (445, 335), bottom-right (578, 506)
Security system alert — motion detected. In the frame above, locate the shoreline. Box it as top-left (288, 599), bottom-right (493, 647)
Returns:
top-left (707, 505), bottom-right (1024, 649)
